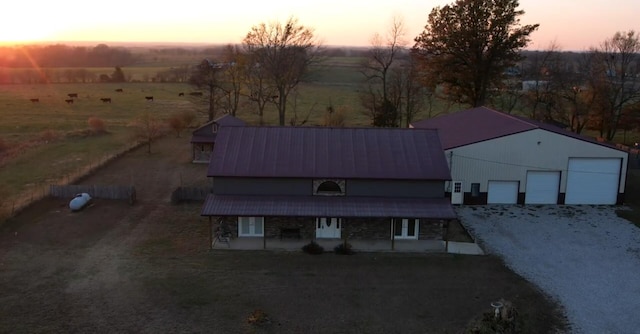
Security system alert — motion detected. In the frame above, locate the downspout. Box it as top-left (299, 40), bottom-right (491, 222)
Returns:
top-left (447, 151), bottom-right (454, 193)
top-left (263, 217), bottom-right (267, 250)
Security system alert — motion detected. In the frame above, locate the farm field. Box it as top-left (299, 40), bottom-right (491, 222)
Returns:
top-left (0, 135), bottom-right (567, 333)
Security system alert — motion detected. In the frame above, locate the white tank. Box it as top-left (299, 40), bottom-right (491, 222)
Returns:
top-left (69, 193), bottom-right (92, 211)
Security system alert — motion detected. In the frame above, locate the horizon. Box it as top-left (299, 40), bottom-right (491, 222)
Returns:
top-left (2, 0), bottom-right (639, 52)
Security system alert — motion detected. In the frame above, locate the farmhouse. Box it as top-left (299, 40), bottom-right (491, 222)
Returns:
top-left (201, 126), bottom-right (457, 251)
top-left (411, 106), bottom-right (629, 205)
top-left (189, 114), bottom-right (246, 163)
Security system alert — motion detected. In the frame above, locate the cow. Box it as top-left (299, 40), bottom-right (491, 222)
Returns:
top-left (115, 88), bottom-right (123, 93)
top-left (189, 92), bottom-right (203, 96)
top-left (100, 98), bottom-right (112, 103)
top-left (67, 93), bottom-right (78, 98)
top-left (29, 98), bottom-right (39, 103)
top-left (65, 99), bottom-right (74, 104)
top-left (145, 96), bottom-right (154, 101)
top-left (178, 92), bottom-right (184, 96)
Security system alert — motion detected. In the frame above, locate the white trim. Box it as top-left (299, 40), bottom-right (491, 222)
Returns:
top-left (238, 216), bottom-right (264, 237)
top-left (391, 218), bottom-right (419, 240)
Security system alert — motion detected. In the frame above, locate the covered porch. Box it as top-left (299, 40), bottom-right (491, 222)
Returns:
top-left (202, 194), bottom-right (463, 253)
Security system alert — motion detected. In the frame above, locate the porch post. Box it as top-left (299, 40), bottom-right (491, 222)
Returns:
top-left (391, 218), bottom-right (395, 251)
top-left (444, 220), bottom-right (450, 252)
top-left (263, 217), bottom-right (267, 249)
top-left (208, 216), bottom-right (213, 250)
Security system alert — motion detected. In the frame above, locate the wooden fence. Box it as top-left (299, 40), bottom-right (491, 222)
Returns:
top-left (50, 185), bottom-right (136, 204)
top-left (171, 186), bottom-right (211, 204)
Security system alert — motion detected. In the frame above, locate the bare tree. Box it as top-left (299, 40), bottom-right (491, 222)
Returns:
top-left (243, 17), bottom-right (321, 126)
top-left (361, 16), bottom-right (406, 127)
top-left (131, 109), bottom-right (165, 154)
top-left (220, 44), bottom-right (244, 116)
top-left (189, 59), bottom-right (229, 121)
top-left (587, 31), bottom-right (640, 140)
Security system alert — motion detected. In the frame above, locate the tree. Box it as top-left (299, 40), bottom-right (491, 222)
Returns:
top-left (243, 17), bottom-right (321, 126)
top-left (586, 31), bottom-right (640, 140)
top-left (361, 16), bottom-right (406, 127)
top-left (131, 109), bottom-right (164, 154)
top-left (189, 59), bottom-right (229, 121)
top-left (111, 66), bottom-right (126, 82)
top-left (412, 0), bottom-right (539, 107)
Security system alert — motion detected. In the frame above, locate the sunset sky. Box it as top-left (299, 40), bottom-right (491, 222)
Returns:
top-left (1, 0), bottom-right (638, 51)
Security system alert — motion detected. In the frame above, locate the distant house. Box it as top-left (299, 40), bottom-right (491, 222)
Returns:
top-left (189, 114), bottom-right (246, 163)
top-left (201, 126), bottom-right (457, 251)
top-left (411, 106), bottom-right (628, 205)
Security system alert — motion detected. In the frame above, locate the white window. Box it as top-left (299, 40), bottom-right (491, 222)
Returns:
top-left (238, 217), bottom-right (264, 237)
top-left (392, 218), bottom-right (419, 240)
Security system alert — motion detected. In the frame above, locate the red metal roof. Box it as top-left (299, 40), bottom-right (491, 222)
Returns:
top-left (411, 106), bottom-right (624, 151)
top-left (207, 126), bottom-right (451, 180)
top-left (201, 194), bottom-right (457, 219)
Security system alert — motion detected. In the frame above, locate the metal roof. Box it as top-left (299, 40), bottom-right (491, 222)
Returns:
top-left (411, 106), bottom-right (624, 151)
top-left (201, 194), bottom-right (457, 219)
top-left (208, 126), bottom-right (451, 180)
top-left (190, 114), bottom-right (246, 143)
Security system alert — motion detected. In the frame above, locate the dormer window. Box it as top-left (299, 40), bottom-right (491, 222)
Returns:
top-left (313, 179), bottom-right (345, 196)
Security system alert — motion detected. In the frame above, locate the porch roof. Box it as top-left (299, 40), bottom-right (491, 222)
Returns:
top-left (201, 194), bottom-right (457, 220)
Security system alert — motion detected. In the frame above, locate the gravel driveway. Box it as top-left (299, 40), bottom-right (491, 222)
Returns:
top-left (457, 205), bottom-right (640, 334)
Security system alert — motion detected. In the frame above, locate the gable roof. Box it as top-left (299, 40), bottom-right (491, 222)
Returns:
top-left (190, 114), bottom-right (246, 144)
top-left (208, 126), bottom-right (451, 180)
top-left (411, 106), bottom-right (622, 151)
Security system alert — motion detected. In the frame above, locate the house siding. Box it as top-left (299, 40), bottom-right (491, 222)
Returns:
top-left (214, 177), bottom-right (446, 198)
top-left (348, 180), bottom-right (444, 198)
top-left (446, 129), bottom-right (628, 196)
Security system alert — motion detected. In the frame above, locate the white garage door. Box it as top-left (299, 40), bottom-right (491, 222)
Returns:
top-left (487, 181), bottom-right (519, 204)
top-left (525, 171), bottom-right (560, 204)
top-left (565, 158), bottom-right (621, 204)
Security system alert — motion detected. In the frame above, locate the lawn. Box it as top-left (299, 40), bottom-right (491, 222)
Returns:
top-left (0, 135), bottom-right (568, 333)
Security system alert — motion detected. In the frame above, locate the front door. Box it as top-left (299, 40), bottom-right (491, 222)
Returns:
top-left (451, 181), bottom-right (463, 204)
top-left (316, 217), bottom-right (342, 238)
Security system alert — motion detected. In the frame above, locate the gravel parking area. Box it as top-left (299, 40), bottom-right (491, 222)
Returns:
top-left (457, 205), bottom-right (640, 334)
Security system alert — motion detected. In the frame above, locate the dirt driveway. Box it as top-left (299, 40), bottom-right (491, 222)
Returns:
top-left (0, 136), bottom-right (567, 333)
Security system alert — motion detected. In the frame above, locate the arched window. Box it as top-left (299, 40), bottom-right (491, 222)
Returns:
top-left (313, 179), bottom-right (345, 196)
top-left (317, 181), bottom-right (341, 193)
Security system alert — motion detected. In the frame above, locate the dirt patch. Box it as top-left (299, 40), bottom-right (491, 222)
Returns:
top-left (0, 136), bottom-right (567, 333)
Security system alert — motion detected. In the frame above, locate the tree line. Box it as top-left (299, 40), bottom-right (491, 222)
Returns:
top-left (0, 44), bottom-right (136, 67)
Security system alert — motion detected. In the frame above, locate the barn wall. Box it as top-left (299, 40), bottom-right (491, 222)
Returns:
top-left (446, 129), bottom-right (628, 194)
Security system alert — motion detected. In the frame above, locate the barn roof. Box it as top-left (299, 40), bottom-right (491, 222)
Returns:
top-left (208, 126), bottom-right (451, 180)
top-left (411, 106), bottom-right (623, 151)
top-left (190, 114), bottom-right (246, 144)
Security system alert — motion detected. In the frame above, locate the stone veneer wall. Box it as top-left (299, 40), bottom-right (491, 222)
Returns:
top-left (216, 216), bottom-right (445, 240)
top-left (343, 218), bottom-right (390, 240)
top-left (265, 217), bottom-right (315, 239)
top-left (419, 220), bottom-right (445, 240)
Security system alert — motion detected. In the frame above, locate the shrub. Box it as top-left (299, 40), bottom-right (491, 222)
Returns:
top-left (334, 241), bottom-right (355, 255)
top-left (88, 116), bottom-right (106, 133)
top-left (39, 129), bottom-right (61, 143)
top-left (167, 114), bottom-right (186, 137)
top-left (302, 241), bottom-right (324, 255)
top-left (180, 110), bottom-right (197, 128)
top-left (247, 309), bottom-right (270, 326)
top-left (0, 137), bottom-right (9, 152)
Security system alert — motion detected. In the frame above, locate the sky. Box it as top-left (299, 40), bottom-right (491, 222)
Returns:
top-left (1, 0), bottom-right (638, 51)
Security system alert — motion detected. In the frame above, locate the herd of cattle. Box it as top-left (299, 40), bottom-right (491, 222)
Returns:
top-left (28, 90), bottom-right (203, 104)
